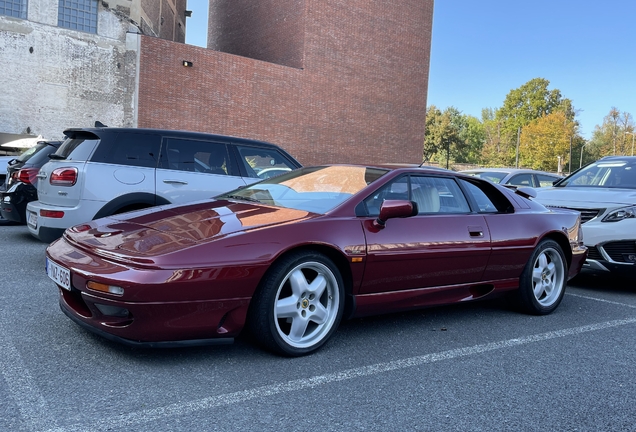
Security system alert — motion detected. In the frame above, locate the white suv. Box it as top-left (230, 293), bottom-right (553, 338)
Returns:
top-left (27, 127), bottom-right (301, 242)
top-left (534, 156), bottom-right (636, 277)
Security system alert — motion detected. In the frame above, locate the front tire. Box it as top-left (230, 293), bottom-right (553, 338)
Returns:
top-left (248, 251), bottom-right (345, 356)
top-left (516, 239), bottom-right (567, 315)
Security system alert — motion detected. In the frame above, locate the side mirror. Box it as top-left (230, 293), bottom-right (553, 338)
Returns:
top-left (373, 200), bottom-right (418, 228)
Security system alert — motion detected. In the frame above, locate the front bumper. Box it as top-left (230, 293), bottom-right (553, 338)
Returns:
top-left (581, 219), bottom-right (636, 275)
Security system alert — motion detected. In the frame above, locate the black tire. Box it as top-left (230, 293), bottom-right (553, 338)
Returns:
top-left (516, 239), bottom-right (567, 315)
top-left (248, 251), bottom-right (345, 356)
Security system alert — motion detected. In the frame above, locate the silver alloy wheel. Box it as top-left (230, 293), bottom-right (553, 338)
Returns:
top-left (273, 261), bottom-right (340, 349)
top-left (531, 247), bottom-right (565, 307)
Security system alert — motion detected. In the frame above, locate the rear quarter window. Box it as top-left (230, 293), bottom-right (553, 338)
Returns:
top-left (91, 132), bottom-right (161, 168)
top-left (459, 178), bottom-right (514, 213)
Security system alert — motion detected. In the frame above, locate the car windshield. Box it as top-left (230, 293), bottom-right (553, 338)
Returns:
top-left (557, 159), bottom-right (636, 189)
top-left (217, 165), bottom-right (389, 214)
top-left (463, 171), bottom-right (507, 183)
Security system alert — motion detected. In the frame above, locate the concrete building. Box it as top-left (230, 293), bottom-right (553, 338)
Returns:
top-left (0, 0), bottom-right (186, 143)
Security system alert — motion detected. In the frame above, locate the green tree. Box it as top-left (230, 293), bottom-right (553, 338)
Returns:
top-left (519, 112), bottom-right (574, 172)
top-left (588, 108), bottom-right (635, 157)
top-left (493, 78), bottom-right (575, 166)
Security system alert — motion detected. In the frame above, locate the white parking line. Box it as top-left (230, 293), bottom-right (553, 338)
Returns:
top-left (567, 292), bottom-right (636, 309)
top-left (43, 317), bottom-right (636, 432)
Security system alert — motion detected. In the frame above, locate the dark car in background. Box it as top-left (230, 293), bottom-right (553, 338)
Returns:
top-left (1, 140), bottom-right (62, 224)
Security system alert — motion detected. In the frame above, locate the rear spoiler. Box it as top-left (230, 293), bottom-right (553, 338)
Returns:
top-left (503, 184), bottom-right (537, 199)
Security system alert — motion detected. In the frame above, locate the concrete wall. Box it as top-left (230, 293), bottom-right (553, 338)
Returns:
top-left (139, 0), bottom-right (434, 165)
top-left (0, 6), bottom-right (139, 140)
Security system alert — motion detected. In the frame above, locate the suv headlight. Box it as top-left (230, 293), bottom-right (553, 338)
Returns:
top-left (602, 205), bottom-right (636, 222)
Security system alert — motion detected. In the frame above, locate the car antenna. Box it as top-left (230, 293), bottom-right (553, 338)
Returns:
top-left (94, 121), bottom-right (108, 127)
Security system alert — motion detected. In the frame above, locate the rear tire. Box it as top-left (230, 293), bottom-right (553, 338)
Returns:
top-left (248, 251), bottom-right (345, 356)
top-left (516, 239), bottom-right (567, 315)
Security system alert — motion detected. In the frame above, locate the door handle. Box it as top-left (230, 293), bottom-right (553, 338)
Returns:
top-left (163, 179), bottom-right (188, 185)
top-left (468, 226), bottom-right (484, 237)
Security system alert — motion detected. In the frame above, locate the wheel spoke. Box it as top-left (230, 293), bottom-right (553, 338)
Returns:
top-left (307, 274), bottom-right (327, 298)
top-left (276, 297), bottom-right (299, 318)
top-left (537, 252), bottom-right (548, 270)
top-left (532, 267), bottom-right (543, 285)
top-left (311, 303), bottom-right (329, 325)
top-left (288, 316), bottom-right (309, 342)
top-left (545, 261), bottom-right (556, 278)
top-left (287, 268), bottom-right (309, 297)
top-left (534, 282), bottom-right (545, 298)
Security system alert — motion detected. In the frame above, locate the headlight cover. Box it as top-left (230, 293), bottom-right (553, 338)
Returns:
top-left (602, 205), bottom-right (636, 222)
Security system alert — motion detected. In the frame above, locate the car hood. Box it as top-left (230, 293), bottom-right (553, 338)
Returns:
top-left (534, 187), bottom-right (636, 208)
top-left (65, 200), bottom-right (315, 257)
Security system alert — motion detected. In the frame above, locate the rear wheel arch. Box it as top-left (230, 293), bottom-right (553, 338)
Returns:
top-left (542, 232), bottom-right (572, 268)
top-left (93, 193), bottom-right (171, 220)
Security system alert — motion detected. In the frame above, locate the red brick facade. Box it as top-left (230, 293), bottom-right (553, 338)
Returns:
top-left (137, 0), bottom-right (433, 166)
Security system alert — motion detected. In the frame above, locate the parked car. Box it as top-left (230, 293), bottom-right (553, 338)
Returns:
top-left (45, 165), bottom-right (586, 356)
top-left (27, 127), bottom-right (302, 242)
top-left (0, 140), bottom-right (62, 224)
top-left (534, 156), bottom-right (636, 278)
top-left (460, 168), bottom-right (563, 188)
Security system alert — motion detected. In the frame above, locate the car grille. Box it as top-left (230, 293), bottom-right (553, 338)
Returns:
top-left (546, 206), bottom-right (604, 224)
top-left (600, 241), bottom-right (636, 263)
top-left (586, 246), bottom-right (603, 261)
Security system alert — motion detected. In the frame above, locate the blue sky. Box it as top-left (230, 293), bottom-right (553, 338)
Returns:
top-left (185, 0), bottom-right (635, 139)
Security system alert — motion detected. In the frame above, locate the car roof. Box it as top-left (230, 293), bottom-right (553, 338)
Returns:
top-left (62, 127), bottom-right (288, 149)
top-left (460, 168), bottom-right (561, 176)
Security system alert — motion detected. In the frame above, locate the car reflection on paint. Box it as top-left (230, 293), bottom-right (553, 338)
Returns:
top-left (46, 165), bottom-right (587, 356)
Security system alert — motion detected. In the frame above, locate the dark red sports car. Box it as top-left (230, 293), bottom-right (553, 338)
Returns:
top-left (46, 165), bottom-right (587, 356)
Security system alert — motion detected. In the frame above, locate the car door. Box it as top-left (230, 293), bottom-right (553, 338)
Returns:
top-left (155, 137), bottom-right (247, 204)
top-left (359, 174), bottom-right (492, 294)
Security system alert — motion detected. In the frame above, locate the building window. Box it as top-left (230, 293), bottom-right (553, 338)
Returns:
top-left (58, 0), bottom-right (98, 33)
top-left (0, 0), bottom-right (27, 19)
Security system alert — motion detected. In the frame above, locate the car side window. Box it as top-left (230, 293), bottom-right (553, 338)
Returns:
top-left (94, 133), bottom-right (160, 168)
top-left (536, 173), bottom-right (559, 187)
top-left (508, 173), bottom-right (533, 187)
top-left (411, 176), bottom-right (470, 214)
top-left (162, 138), bottom-right (230, 175)
top-left (363, 175), bottom-right (470, 216)
top-left (235, 145), bottom-right (297, 179)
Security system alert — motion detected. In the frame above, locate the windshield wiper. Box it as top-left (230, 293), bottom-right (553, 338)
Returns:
top-left (223, 194), bottom-right (261, 203)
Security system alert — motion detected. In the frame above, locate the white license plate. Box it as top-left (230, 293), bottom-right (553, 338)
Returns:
top-left (46, 258), bottom-right (71, 291)
top-left (27, 211), bottom-right (37, 229)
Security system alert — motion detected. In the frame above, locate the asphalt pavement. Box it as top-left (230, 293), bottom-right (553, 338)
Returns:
top-left (1, 224), bottom-right (635, 432)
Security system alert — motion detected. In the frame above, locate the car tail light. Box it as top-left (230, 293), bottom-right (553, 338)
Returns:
top-left (50, 167), bottom-right (78, 186)
top-left (40, 210), bottom-right (65, 218)
top-left (17, 168), bottom-right (40, 185)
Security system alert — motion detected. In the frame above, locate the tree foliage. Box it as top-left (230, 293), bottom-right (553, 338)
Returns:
top-left (423, 78), bottom-right (633, 171)
top-left (519, 112), bottom-right (573, 172)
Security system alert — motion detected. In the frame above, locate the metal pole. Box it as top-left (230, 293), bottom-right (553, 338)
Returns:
top-left (569, 135), bottom-right (572, 174)
top-left (515, 127), bottom-right (520, 168)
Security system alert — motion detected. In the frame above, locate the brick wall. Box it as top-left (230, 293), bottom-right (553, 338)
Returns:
top-left (137, 0), bottom-right (433, 166)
